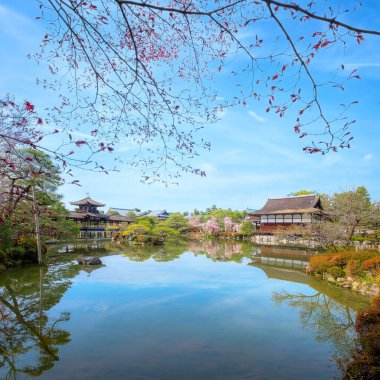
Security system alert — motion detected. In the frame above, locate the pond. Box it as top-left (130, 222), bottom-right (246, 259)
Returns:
top-left (0, 241), bottom-right (370, 380)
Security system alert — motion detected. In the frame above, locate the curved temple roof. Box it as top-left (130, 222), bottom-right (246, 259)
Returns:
top-left (70, 197), bottom-right (106, 207)
top-left (251, 195), bottom-right (324, 215)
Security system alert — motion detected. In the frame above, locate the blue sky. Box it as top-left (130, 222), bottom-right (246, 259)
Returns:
top-left (0, 1), bottom-right (379, 212)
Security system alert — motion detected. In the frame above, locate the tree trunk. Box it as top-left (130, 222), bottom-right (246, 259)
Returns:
top-left (32, 185), bottom-right (43, 265)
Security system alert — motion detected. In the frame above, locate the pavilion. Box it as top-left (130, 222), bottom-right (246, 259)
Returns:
top-left (249, 194), bottom-right (327, 234)
top-left (67, 197), bottom-right (132, 238)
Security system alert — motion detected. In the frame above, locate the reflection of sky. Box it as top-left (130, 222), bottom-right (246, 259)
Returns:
top-left (0, 1), bottom-right (379, 211)
top-left (41, 252), bottom-right (352, 380)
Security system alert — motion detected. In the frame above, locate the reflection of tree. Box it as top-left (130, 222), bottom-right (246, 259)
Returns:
top-left (0, 262), bottom-right (82, 379)
top-left (118, 240), bottom-right (253, 263)
top-left (273, 291), bottom-right (358, 374)
top-left (119, 243), bottom-right (187, 262)
top-left (189, 240), bottom-right (253, 262)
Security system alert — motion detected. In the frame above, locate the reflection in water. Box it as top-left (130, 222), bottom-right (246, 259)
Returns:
top-left (0, 262), bottom-right (83, 379)
top-left (273, 290), bottom-right (357, 375)
top-left (0, 241), bottom-right (371, 379)
top-left (118, 240), bottom-right (255, 263)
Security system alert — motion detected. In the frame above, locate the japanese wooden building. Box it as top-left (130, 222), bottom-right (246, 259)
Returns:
top-left (249, 195), bottom-right (326, 234)
top-left (67, 197), bottom-right (132, 238)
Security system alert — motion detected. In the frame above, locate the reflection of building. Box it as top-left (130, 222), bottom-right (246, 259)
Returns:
top-left (67, 197), bottom-right (132, 238)
top-left (249, 195), bottom-right (326, 234)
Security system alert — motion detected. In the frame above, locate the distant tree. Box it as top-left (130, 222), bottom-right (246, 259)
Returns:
top-left (329, 186), bottom-right (375, 245)
top-left (108, 210), bottom-right (120, 216)
top-left (240, 221), bottom-right (255, 235)
top-left (126, 211), bottom-right (137, 221)
top-left (135, 216), bottom-right (157, 229)
top-left (288, 190), bottom-right (317, 196)
top-left (151, 225), bottom-right (180, 241)
top-left (188, 216), bottom-right (202, 232)
top-left (122, 223), bottom-right (151, 238)
top-left (164, 213), bottom-right (187, 230)
top-left (224, 217), bottom-right (234, 232)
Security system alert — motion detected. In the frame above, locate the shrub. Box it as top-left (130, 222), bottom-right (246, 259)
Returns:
top-left (326, 265), bottom-right (345, 278)
top-left (355, 310), bottom-right (380, 357)
top-left (362, 257), bottom-right (380, 273)
top-left (0, 249), bottom-right (6, 263)
top-left (309, 251), bottom-right (380, 275)
top-left (346, 259), bottom-right (358, 276)
top-left (371, 296), bottom-right (380, 309)
top-left (355, 309), bottom-right (380, 336)
top-left (6, 239), bottom-right (47, 263)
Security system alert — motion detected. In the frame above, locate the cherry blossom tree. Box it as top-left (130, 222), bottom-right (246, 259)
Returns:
top-left (0, 96), bottom-right (94, 255)
top-left (31, 0), bottom-right (380, 181)
top-left (188, 216), bottom-right (202, 232)
top-left (224, 216), bottom-right (234, 232)
top-left (203, 217), bottom-right (221, 234)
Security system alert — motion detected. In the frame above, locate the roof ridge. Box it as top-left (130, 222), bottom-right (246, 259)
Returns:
top-left (268, 194), bottom-right (318, 200)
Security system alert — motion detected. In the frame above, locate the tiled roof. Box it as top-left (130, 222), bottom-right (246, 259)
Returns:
top-left (250, 195), bottom-right (323, 215)
top-left (68, 212), bottom-right (132, 222)
top-left (68, 212), bottom-right (108, 219)
top-left (70, 197), bottom-right (105, 207)
top-left (146, 210), bottom-right (169, 217)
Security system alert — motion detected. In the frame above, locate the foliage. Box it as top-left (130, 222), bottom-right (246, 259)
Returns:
top-left (121, 216), bottom-right (184, 244)
top-left (325, 265), bottom-right (345, 279)
top-left (310, 251), bottom-right (380, 278)
top-left (361, 257), bottom-right (380, 274)
top-left (0, 249), bottom-right (6, 264)
top-left (275, 186), bottom-right (380, 249)
top-left (0, 149), bottom-right (78, 254)
top-left (162, 213), bottom-right (188, 230)
top-left (240, 220), bottom-right (255, 235)
top-left (203, 217), bottom-right (221, 234)
top-left (122, 223), bottom-right (152, 237)
top-left (29, 0), bottom-right (380, 183)
top-left (134, 216), bottom-right (157, 229)
top-left (327, 186), bottom-right (376, 245)
top-left (344, 308), bottom-right (380, 379)
top-left (275, 220), bottom-right (346, 251)
top-left (151, 225), bottom-right (180, 241)
top-left (5, 238), bottom-right (48, 264)
top-left (288, 190), bottom-right (316, 196)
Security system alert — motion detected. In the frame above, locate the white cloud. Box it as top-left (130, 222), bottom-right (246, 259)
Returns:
top-left (364, 154), bottom-right (373, 161)
top-left (0, 5), bottom-right (38, 45)
top-left (248, 111), bottom-right (266, 123)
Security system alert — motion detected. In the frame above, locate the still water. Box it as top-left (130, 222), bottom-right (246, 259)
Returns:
top-left (0, 241), bottom-right (369, 380)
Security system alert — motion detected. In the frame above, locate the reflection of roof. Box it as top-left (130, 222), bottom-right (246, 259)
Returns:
top-left (70, 197), bottom-right (105, 207)
top-left (250, 195), bottom-right (324, 215)
top-left (250, 263), bottom-right (310, 285)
